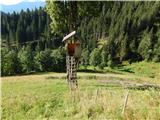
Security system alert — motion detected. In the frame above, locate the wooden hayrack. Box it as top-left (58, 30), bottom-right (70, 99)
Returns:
top-left (62, 31), bottom-right (81, 90)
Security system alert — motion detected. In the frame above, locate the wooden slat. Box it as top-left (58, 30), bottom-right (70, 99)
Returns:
top-left (62, 31), bottom-right (76, 42)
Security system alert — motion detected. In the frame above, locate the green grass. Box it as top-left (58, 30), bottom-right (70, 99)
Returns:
top-left (122, 61), bottom-right (160, 78)
top-left (2, 61), bottom-right (160, 119)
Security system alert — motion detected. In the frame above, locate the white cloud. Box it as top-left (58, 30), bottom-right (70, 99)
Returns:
top-left (28, 0), bottom-right (45, 2)
top-left (0, 0), bottom-right (23, 5)
top-left (0, 0), bottom-right (45, 5)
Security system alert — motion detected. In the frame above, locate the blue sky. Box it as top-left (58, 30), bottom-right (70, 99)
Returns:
top-left (0, 0), bottom-right (45, 5)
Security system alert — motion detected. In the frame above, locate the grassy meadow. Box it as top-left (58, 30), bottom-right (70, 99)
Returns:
top-left (2, 61), bottom-right (160, 120)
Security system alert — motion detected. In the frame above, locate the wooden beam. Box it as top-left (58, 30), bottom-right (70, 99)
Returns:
top-left (62, 31), bottom-right (76, 42)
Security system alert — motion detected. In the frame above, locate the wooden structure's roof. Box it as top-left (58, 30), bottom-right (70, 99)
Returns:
top-left (62, 31), bottom-right (76, 42)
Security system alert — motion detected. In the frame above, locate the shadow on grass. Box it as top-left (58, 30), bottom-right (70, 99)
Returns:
top-left (46, 76), bottom-right (66, 79)
top-left (30, 71), bottom-right (65, 75)
top-left (93, 84), bottom-right (160, 91)
top-left (92, 84), bottom-right (123, 90)
top-left (78, 69), bottom-right (123, 75)
top-left (114, 65), bottom-right (134, 73)
top-left (46, 75), bottom-right (98, 80)
top-left (1, 71), bottom-right (66, 77)
top-left (117, 68), bottom-right (134, 73)
top-left (78, 69), bottom-right (104, 73)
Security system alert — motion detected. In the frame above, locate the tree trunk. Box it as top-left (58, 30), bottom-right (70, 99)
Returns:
top-left (69, 1), bottom-right (77, 32)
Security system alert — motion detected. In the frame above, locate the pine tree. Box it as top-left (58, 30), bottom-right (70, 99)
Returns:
top-left (1, 49), bottom-right (22, 76)
top-left (80, 48), bottom-right (90, 68)
top-left (89, 48), bottom-right (101, 69)
top-left (138, 29), bottom-right (153, 61)
top-left (34, 49), bottom-right (53, 71)
top-left (18, 45), bottom-right (34, 73)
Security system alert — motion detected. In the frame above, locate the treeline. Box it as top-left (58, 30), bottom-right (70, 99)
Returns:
top-left (1, 47), bottom-right (66, 76)
top-left (1, 45), bottom-right (114, 76)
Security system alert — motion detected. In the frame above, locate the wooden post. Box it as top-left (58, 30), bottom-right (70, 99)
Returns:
top-left (66, 55), bottom-right (78, 90)
top-left (122, 91), bottom-right (129, 114)
top-left (63, 31), bottom-right (81, 90)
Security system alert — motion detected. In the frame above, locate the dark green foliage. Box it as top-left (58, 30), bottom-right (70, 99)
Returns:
top-left (107, 54), bottom-right (114, 68)
top-left (18, 45), bottom-right (35, 73)
top-left (51, 47), bottom-right (66, 71)
top-left (89, 48), bottom-right (101, 68)
top-left (80, 48), bottom-right (90, 68)
top-left (34, 47), bottom-right (66, 72)
top-left (100, 51), bottom-right (107, 69)
top-left (120, 34), bottom-right (128, 61)
top-left (1, 48), bottom-right (22, 76)
top-left (153, 23), bottom-right (160, 62)
top-left (1, 1), bottom-right (160, 76)
top-left (1, 7), bottom-right (54, 48)
top-left (77, 1), bottom-right (160, 62)
top-left (97, 38), bottom-right (109, 68)
top-left (34, 49), bottom-right (53, 71)
top-left (138, 29), bottom-right (153, 61)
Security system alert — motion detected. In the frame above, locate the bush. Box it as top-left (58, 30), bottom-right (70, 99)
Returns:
top-left (34, 47), bottom-right (66, 72)
top-left (107, 54), bottom-right (114, 68)
top-left (100, 50), bottom-right (108, 69)
top-left (18, 46), bottom-right (35, 73)
top-left (89, 48), bottom-right (101, 68)
top-left (34, 49), bottom-right (53, 72)
top-left (2, 48), bottom-right (22, 76)
top-left (51, 47), bottom-right (66, 71)
top-left (80, 48), bottom-right (90, 68)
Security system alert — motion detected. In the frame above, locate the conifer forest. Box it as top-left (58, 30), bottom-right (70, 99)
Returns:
top-left (1, 1), bottom-right (160, 75)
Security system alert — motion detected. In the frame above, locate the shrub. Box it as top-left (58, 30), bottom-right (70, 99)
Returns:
top-left (89, 48), bottom-right (101, 68)
top-left (2, 48), bottom-right (22, 76)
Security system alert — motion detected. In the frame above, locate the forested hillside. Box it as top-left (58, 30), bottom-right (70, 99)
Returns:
top-left (80, 2), bottom-right (160, 63)
top-left (46, 1), bottom-right (160, 63)
top-left (1, 7), bottom-right (61, 49)
top-left (1, 7), bottom-right (65, 76)
top-left (1, 1), bottom-right (160, 76)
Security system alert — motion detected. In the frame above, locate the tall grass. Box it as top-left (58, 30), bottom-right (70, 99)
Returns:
top-left (2, 69), bottom-right (160, 119)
